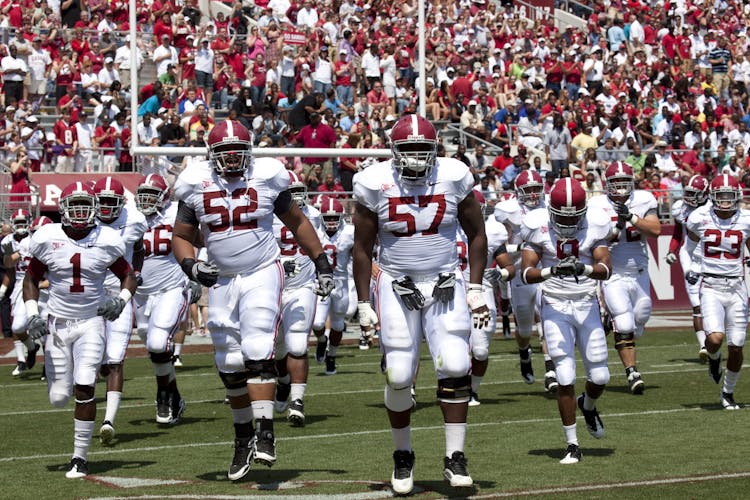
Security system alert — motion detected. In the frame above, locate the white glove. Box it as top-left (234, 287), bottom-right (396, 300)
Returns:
top-left (665, 252), bottom-right (677, 265)
top-left (357, 301), bottom-right (379, 333)
top-left (467, 284), bottom-right (490, 329)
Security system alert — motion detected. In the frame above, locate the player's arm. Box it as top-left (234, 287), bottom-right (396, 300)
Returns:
top-left (352, 202), bottom-right (377, 302)
top-left (493, 245), bottom-right (516, 281)
top-left (131, 237), bottom-right (145, 284)
top-left (22, 256), bottom-right (48, 339)
top-left (109, 256), bottom-right (138, 296)
top-left (630, 209), bottom-right (661, 238)
top-left (457, 191), bottom-right (487, 285)
top-left (520, 247), bottom-right (545, 284)
top-left (589, 245), bottom-right (612, 280)
top-left (685, 229), bottom-right (699, 258)
top-left (666, 219), bottom-right (683, 264)
top-left (172, 200), bottom-right (218, 287)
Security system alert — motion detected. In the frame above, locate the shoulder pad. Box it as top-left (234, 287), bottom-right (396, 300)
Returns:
top-left (521, 207), bottom-right (549, 231)
top-left (173, 160), bottom-right (213, 201)
top-left (671, 199), bottom-right (684, 219)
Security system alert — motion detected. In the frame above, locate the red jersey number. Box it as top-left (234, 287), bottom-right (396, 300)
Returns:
top-left (704, 229), bottom-right (743, 260)
top-left (203, 188), bottom-right (259, 233)
top-left (556, 239), bottom-right (580, 259)
top-left (388, 194), bottom-right (446, 237)
top-left (144, 224), bottom-right (173, 256)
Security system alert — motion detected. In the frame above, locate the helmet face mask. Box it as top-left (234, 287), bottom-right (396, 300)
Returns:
top-left (60, 182), bottom-right (97, 230)
top-left (548, 178), bottom-right (587, 239)
top-left (136, 174), bottom-right (169, 216)
top-left (93, 177), bottom-right (125, 223)
top-left (288, 171), bottom-right (307, 207)
top-left (683, 175), bottom-right (708, 208)
top-left (550, 207), bottom-right (587, 238)
top-left (604, 161), bottom-right (634, 203)
top-left (710, 174), bottom-right (741, 213)
top-left (321, 197), bottom-right (344, 233)
top-left (207, 120), bottom-right (253, 177)
top-left (11, 210), bottom-right (30, 236)
top-left (323, 214), bottom-right (341, 232)
top-left (390, 115), bottom-right (438, 183)
top-left (515, 170), bottom-right (544, 208)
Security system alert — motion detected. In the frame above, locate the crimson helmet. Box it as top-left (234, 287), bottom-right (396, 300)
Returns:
top-left (136, 173), bottom-right (169, 216)
top-left (30, 215), bottom-right (52, 233)
top-left (289, 171), bottom-right (307, 207)
top-left (93, 176), bottom-right (125, 222)
top-left (390, 114), bottom-right (438, 182)
top-left (515, 170), bottom-right (544, 208)
top-left (710, 174), bottom-right (741, 212)
top-left (10, 209), bottom-right (30, 236)
top-left (59, 181), bottom-right (97, 229)
top-left (310, 193), bottom-right (328, 210)
top-left (548, 178), bottom-right (587, 238)
top-left (206, 119), bottom-right (253, 177)
top-left (320, 197), bottom-right (344, 232)
top-left (603, 161), bottom-right (634, 202)
top-left (683, 174), bottom-right (709, 208)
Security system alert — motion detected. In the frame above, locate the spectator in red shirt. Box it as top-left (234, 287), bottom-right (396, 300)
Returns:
top-left (53, 108), bottom-right (78, 172)
top-left (295, 111), bottom-right (337, 182)
top-left (94, 114), bottom-right (117, 172)
top-left (338, 132), bottom-right (360, 192)
top-left (318, 172), bottom-right (346, 198)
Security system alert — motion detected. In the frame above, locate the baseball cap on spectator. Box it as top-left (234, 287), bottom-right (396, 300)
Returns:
top-left (186, 34), bottom-right (194, 39)
top-left (32, 36), bottom-right (40, 42)
top-left (358, 111), bottom-right (366, 117)
top-left (125, 35), bottom-right (131, 42)
top-left (339, 48), bottom-right (347, 54)
top-left (503, 43), bottom-right (511, 49)
top-left (447, 67), bottom-right (455, 74)
top-left (161, 34), bottom-right (170, 40)
top-left (656, 140), bottom-right (668, 148)
top-left (590, 46), bottom-right (601, 54)
top-left (492, 73), bottom-right (501, 78)
top-left (349, 16), bottom-right (360, 23)
top-left (26, 115), bottom-right (38, 123)
top-left (618, 92), bottom-right (627, 98)
top-left (385, 114), bottom-right (396, 122)
top-left (457, 46), bottom-right (465, 53)
top-left (468, 100), bottom-right (477, 106)
top-left (6, 105), bottom-right (15, 112)
top-left (158, 107), bottom-right (168, 115)
top-left (524, 99), bottom-right (533, 104)
top-left (105, 57), bottom-right (114, 64)
top-left (301, 63), bottom-right (310, 70)
top-left (578, 88), bottom-right (590, 96)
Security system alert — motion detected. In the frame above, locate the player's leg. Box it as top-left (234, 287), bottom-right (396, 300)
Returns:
top-left (469, 285), bottom-right (496, 405)
top-left (498, 280), bottom-right (512, 339)
top-left (311, 293), bottom-right (330, 363)
top-left (377, 271), bottom-right (421, 495)
top-left (510, 280), bottom-right (537, 384)
top-left (680, 247), bottom-right (706, 358)
top-left (172, 321), bottom-right (188, 367)
top-left (100, 296), bottom-right (134, 436)
top-left (280, 285), bottom-right (316, 426)
top-left (424, 275), bottom-right (473, 487)
top-left (326, 283), bottom-right (349, 373)
top-left (602, 276), bottom-right (641, 393)
top-left (11, 288), bottom-right (39, 375)
top-left (719, 283), bottom-right (747, 409)
top-left (701, 284), bottom-right (727, 385)
top-left (576, 299), bottom-right (610, 443)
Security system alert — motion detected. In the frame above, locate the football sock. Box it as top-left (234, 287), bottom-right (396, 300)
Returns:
top-left (519, 346), bottom-right (531, 361)
top-left (391, 425), bottom-right (411, 452)
top-left (723, 369), bottom-right (739, 394)
top-left (563, 423), bottom-right (578, 446)
top-left (251, 400), bottom-right (274, 421)
top-left (445, 422), bottom-right (466, 457)
top-left (104, 391), bottom-right (122, 424)
top-left (695, 330), bottom-right (707, 348)
top-left (174, 343), bottom-right (183, 357)
top-left (707, 350), bottom-right (720, 361)
top-left (583, 392), bottom-right (596, 411)
top-left (231, 406), bottom-right (253, 438)
top-left (471, 374), bottom-right (483, 393)
top-left (290, 383), bottom-right (306, 401)
top-left (277, 374), bottom-right (290, 385)
top-left (328, 345), bottom-right (338, 357)
top-left (73, 419), bottom-right (95, 460)
top-left (14, 340), bottom-right (25, 362)
top-left (545, 359), bottom-right (555, 373)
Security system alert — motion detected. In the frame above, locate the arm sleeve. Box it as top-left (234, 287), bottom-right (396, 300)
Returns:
top-left (273, 189), bottom-right (293, 215)
top-left (27, 257), bottom-right (48, 281)
top-left (176, 200), bottom-right (199, 225)
top-left (108, 256), bottom-right (132, 280)
top-left (669, 221), bottom-right (684, 253)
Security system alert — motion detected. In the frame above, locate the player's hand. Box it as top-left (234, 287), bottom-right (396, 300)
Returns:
top-left (554, 256), bottom-right (582, 277)
top-left (97, 297), bottom-right (126, 321)
top-left (685, 271), bottom-right (700, 285)
top-left (483, 267), bottom-right (501, 284)
top-left (134, 271), bottom-right (143, 287)
top-left (615, 202), bottom-right (631, 230)
top-left (192, 261), bottom-right (219, 287)
top-left (187, 280), bottom-right (202, 305)
top-left (281, 258), bottom-right (301, 278)
top-left (666, 252), bottom-right (677, 265)
top-left (357, 300), bottom-right (379, 333)
top-left (467, 284), bottom-right (490, 329)
top-left (315, 271), bottom-right (334, 297)
top-left (392, 275), bottom-right (425, 310)
top-left (27, 314), bottom-right (48, 340)
top-left (432, 272), bottom-right (456, 304)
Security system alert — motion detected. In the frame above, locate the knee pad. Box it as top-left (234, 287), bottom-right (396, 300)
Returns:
top-left (588, 364), bottom-right (610, 386)
top-left (554, 356), bottom-right (576, 386)
top-left (330, 315), bottom-right (346, 332)
top-left (149, 351), bottom-right (173, 365)
top-left (436, 375), bottom-right (471, 402)
top-left (285, 331), bottom-right (309, 357)
top-left (219, 370), bottom-right (249, 390)
top-left (384, 385), bottom-right (413, 412)
top-left (633, 298), bottom-right (652, 338)
top-left (245, 359), bottom-right (277, 381)
top-left (612, 311), bottom-right (635, 335)
top-left (471, 344), bottom-right (489, 362)
top-left (49, 391), bottom-right (70, 408)
top-left (614, 331), bottom-right (635, 351)
top-left (74, 384), bottom-right (95, 405)
top-left (384, 351), bottom-right (416, 390)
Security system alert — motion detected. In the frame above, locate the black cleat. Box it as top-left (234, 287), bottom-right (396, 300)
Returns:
top-left (315, 336), bottom-right (328, 363)
top-left (627, 370), bottom-right (645, 395)
top-left (559, 444), bottom-right (581, 464)
top-left (65, 457), bottom-right (89, 479)
top-left (443, 451), bottom-right (473, 487)
top-left (227, 437), bottom-right (253, 481)
top-left (468, 391), bottom-right (480, 407)
top-left (156, 390), bottom-right (172, 424)
top-left (170, 395), bottom-right (186, 424)
top-left (358, 334), bottom-right (371, 350)
top-left (501, 314), bottom-right (512, 339)
top-left (391, 449), bottom-right (415, 495)
top-left (287, 399), bottom-right (305, 427)
top-left (577, 394), bottom-right (604, 439)
top-left (26, 342), bottom-right (40, 370)
top-left (325, 355), bottom-right (336, 375)
top-left (11, 361), bottom-right (27, 377)
top-left (253, 430), bottom-right (276, 467)
top-left (721, 391), bottom-right (740, 410)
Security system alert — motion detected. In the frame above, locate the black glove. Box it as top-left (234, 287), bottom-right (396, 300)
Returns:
top-left (392, 276), bottom-right (425, 310)
top-left (97, 297), bottom-right (126, 321)
top-left (134, 271), bottom-right (143, 287)
top-left (282, 258), bottom-right (301, 278)
top-left (615, 202), bottom-right (631, 230)
top-left (432, 272), bottom-right (456, 304)
top-left (187, 280), bottom-right (202, 305)
top-left (686, 271), bottom-right (700, 285)
top-left (313, 253), bottom-right (334, 297)
top-left (554, 256), bottom-right (581, 277)
top-left (27, 314), bottom-right (48, 341)
top-left (181, 258), bottom-right (219, 287)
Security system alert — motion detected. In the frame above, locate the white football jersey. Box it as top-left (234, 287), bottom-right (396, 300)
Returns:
top-left (686, 204), bottom-right (750, 277)
top-left (322, 223), bottom-right (355, 279)
top-left (588, 190), bottom-right (657, 274)
top-left (456, 217), bottom-right (508, 284)
top-left (98, 202), bottom-right (149, 291)
top-left (174, 158), bottom-right (289, 276)
top-left (353, 158), bottom-right (474, 278)
top-left (137, 201), bottom-right (187, 296)
top-left (521, 208), bottom-right (611, 299)
top-left (29, 223), bottom-right (126, 320)
top-left (272, 204), bottom-right (321, 289)
top-left (1, 233), bottom-right (31, 282)
top-left (494, 196), bottom-right (545, 267)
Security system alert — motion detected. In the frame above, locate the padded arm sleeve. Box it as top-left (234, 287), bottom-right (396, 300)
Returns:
top-left (176, 200), bottom-right (199, 225)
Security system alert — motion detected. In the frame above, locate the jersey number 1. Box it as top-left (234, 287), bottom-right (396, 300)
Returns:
top-left (70, 253), bottom-right (84, 293)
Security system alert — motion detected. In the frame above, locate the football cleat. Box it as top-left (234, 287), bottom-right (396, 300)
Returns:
top-left (287, 399), bottom-right (305, 427)
top-left (315, 336), bottom-right (328, 363)
top-left (544, 371), bottom-right (559, 393)
top-left (577, 394), bottom-right (604, 439)
top-left (501, 314), bottom-right (512, 339)
top-left (709, 353), bottom-right (723, 384)
top-left (520, 353), bottom-right (534, 384)
top-left (253, 430), bottom-right (277, 467)
top-left (325, 355), bottom-right (337, 375)
top-left (721, 391), bottom-right (741, 410)
top-left (99, 420), bottom-right (115, 445)
top-left (65, 457), bottom-right (89, 479)
top-left (391, 449), bottom-right (415, 495)
top-left (26, 342), bottom-right (40, 370)
top-left (468, 391), bottom-right (480, 407)
top-left (559, 444), bottom-right (581, 464)
top-left (698, 346), bottom-right (709, 364)
top-left (156, 390), bottom-right (172, 424)
top-left (227, 437), bottom-right (253, 481)
top-left (172, 355), bottom-right (183, 367)
top-left (627, 370), bottom-right (645, 395)
top-left (359, 334), bottom-right (371, 350)
top-left (443, 451), bottom-right (473, 487)
top-left (11, 361), bottom-right (27, 377)
top-left (170, 395), bottom-right (186, 424)
top-left (274, 381), bottom-right (291, 413)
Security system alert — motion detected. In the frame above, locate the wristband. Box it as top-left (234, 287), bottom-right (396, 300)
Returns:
top-left (629, 214), bottom-right (639, 225)
top-left (358, 300), bottom-right (371, 304)
top-left (0, 284), bottom-right (6, 296)
top-left (540, 267), bottom-right (552, 280)
top-left (499, 268), bottom-right (510, 281)
top-left (180, 257), bottom-right (197, 277)
top-left (468, 283), bottom-right (483, 292)
top-left (506, 244), bottom-right (519, 254)
top-left (118, 288), bottom-right (132, 303)
top-left (313, 253), bottom-right (333, 274)
top-left (25, 299), bottom-right (39, 317)
top-left (583, 264), bottom-right (594, 276)
top-left (522, 267), bottom-right (532, 284)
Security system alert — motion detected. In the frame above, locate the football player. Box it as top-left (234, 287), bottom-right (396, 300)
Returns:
top-left (352, 114), bottom-right (488, 494)
top-left (666, 175), bottom-right (710, 360)
top-left (494, 170), bottom-right (557, 391)
top-left (1, 209), bottom-right (40, 376)
top-left (23, 181), bottom-right (138, 478)
top-left (457, 190), bottom-right (515, 406)
top-left (520, 178), bottom-right (612, 464)
top-left (134, 174), bottom-right (195, 427)
top-left (272, 171), bottom-right (323, 427)
top-left (589, 162), bottom-right (661, 394)
top-left (172, 119), bottom-right (332, 481)
top-left (685, 174), bottom-right (750, 410)
top-left (93, 176), bottom-right (149, 444)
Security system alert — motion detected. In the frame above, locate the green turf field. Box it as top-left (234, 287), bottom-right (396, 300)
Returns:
top-left (2, 329), bottom-right (750, 499)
